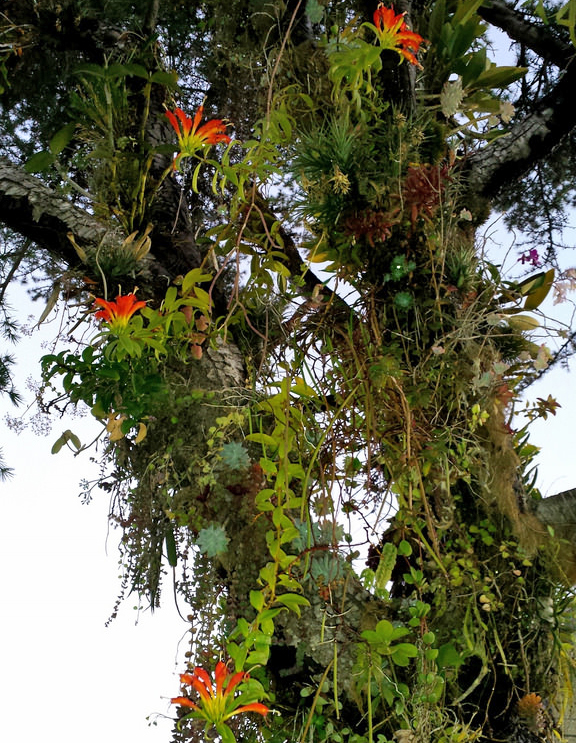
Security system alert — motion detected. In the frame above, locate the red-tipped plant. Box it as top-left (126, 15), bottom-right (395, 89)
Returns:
top-left (165, 105), bottom-right (231, 169)
top-left (369, 3), bottom-right (425, 67)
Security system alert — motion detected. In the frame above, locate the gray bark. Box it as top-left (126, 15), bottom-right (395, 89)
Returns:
top-left (479, 0), bottom-right (574, 67)
top-left (534, 488), bottom-right (576, 536)
top-left (0, 157), bottom-right (107, 262)
top-left (465, 61), bottom-right (576, 199)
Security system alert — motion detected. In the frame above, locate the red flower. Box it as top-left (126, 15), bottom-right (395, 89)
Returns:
top-left (371, 4), bottom-right (425, 67)
top-left (93, 293), bottom-right (146, 329)
top-left (402, 164), bottom-right (451, 226)
top-left (171, 661), bottom-right (268, 725)
top-left (165, 106), bottom-right (231, 169)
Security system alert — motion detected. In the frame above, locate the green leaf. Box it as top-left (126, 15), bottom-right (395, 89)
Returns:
top-left (362, 619), bottom-right (410, 646)
top-left (120, 62), bottom-right (149, 78)
top-left (436, 642), bottom-right (466, 669)
top-left (556, 0), bottom-right (576, 46)
top-left (250, 590), bottom-right (265, 612)
top-left (390, 642), bottom-right (419, 667)
top-left (275, 593), bottom-right (310, 616)
top-left (165, 525), bottom-right (178, 567)
top-left (306, 0), bottom-right (324, 24)
top-left (215, 723), bottom-right (237, 743)
top-left (67, 431), bottom-right (82, 450)
top-left (51, 429), bottom-right (81, 454)
top-left (51, 433), bottom-right (67, 455)
top-left (506, 314), bottom-right (540, 331)
top-left (36, 281), bottom-right (61, 327)
top-left (49, 122), bottom-right (76, 155)
top-left (246, 432), bottom-right (278, 448)
top-left (523, 268), bottom-right (554, 310)
top-left (247, 647), bottom-right (271, 666)
top-left (473, 65), bottom-right (527, 90)
top-left (150, 70), bottom-right (179, 87)
top-left (398, 539), bottom-right (412, 556)
top-left (74, 62), bottom-right (106, 78)
top-left (24, 150), bottom-right (55, 174)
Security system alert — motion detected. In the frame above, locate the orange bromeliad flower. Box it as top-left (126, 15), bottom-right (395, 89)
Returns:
top-left (171, 661), bottom-right (269, 726)
top-left (165, 105), bottom-right (231, 169)
top-left (93, 293), bottom-right (146, 329)
top-left (371, 3), bottom-right (425, 67)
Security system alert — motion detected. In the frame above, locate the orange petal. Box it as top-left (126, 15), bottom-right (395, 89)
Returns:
top-left (224, 670), bottom-right (247, 697)
top-left (215, 661), bottom-right (228, 697)
top-left (175, 107), bottom-right (193, 136)
top-left (171, 696), bottom-right (200, 710)
top-left (191, 667), bottom-right (213, 700)
top-left (229, 702), bottom-right (269, 717)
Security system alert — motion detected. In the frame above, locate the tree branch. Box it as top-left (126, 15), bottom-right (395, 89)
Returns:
top-left (479, 0), bottom-right (574, 68)
top-left (464, 60), bottom-right (576, 198)
top-left (0, 157), bottom-right (107, 264)
top-left (0, 158), bottom-right (201, 297)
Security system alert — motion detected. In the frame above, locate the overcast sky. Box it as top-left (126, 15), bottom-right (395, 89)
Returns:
top-left (0, 288), bottom-right (187, 743)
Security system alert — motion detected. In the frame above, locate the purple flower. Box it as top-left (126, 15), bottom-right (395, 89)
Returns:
top-left (518, 249), bottom-right (540, 267)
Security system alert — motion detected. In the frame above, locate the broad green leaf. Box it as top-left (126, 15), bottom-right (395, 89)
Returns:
top-left (398, 539), bottom-right (412, 556)
top-left (51, 433), bottom-right (67, 454)
top-left (250, 589), bottom-right (265, 612)
top-left (390, 642), bottom-right (419, 666)
top-left (275, 593), bottom-right (310, 616)
top-left (150, 70), bottom-right (179, 87)
top-left (51, 429), bottom-right (81, 454)
top-left (473, 65), bottom-right (527, 90)
top-left (24, 150), bottom-right (55, 174)
top-left (181, 268), bottom-right (213, 295)
top-left (120, 62), bottom-right (149, 78)
top-left (73, 62), bottom-right (106, 77)
top-left (453, 0), bottom-right (487, 25)
top-left (49, 122), bottom-right (76, 155)
top-left (523, 269), bottom-right (555, 310)
top-left (215, 723), bottom-right (237, 743)
top-left (246, 432), bottom-right (278, 448)
top-left (436, 642), bottom-right (466, 669)
top-left (506, 314), bottom-right (540, 331)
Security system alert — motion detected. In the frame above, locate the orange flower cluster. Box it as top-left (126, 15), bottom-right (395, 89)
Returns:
top-left (372, 4), bottom-right (425, 67)
top-left (171, 661), bottom-right (269, 725)
top-left (93, 293), bottom-right (146, 330)
top-left (165, 105), bottom-right (231, 169)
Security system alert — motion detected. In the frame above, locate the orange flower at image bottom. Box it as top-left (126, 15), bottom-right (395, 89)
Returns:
top-left (171, 661), bottom-right (269, 725)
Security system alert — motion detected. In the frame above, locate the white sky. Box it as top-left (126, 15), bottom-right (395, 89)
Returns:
top-left (1, 231), bottom-right (575, 742)
top-left (0, 289), bottom-right (187, 743)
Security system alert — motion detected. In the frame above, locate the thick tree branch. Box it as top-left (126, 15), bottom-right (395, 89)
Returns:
top-left (479, 0), bottom-right (574, 67)
top-left (464, 60), bottom-right (576, 198)
top-left (0, 158), bottom-right (201, 296)
top-left (0, 157), bottom-right (107, 264)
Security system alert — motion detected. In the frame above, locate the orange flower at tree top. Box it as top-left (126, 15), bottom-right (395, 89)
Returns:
top-left (165, 105), bottom-right (231, 169)
top-left (93, 293), bottom-right (146, 329)
top-left (171, 661), bottom-right (269, 726)
top-left (371, 3), bottom-right (425, 67)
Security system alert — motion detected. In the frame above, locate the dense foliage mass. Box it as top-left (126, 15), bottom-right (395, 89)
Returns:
top-left (3, 1), bottom-right (576, 741)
